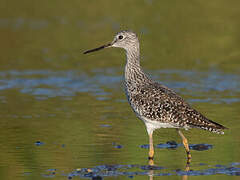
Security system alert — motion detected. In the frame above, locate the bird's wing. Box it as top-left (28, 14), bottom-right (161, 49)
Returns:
top-left (132, 82), bottom-right (227, 133)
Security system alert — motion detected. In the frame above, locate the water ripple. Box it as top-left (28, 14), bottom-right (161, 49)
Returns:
top-left (39, 163), bottom-right (240, 178)
top-left (0, 69), bottom-right (239, 103)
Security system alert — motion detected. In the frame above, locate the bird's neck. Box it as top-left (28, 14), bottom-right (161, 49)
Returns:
top-left (124, 46), bottom-right (150, 86)
top-left (125, 45), bottom-right (140, 66)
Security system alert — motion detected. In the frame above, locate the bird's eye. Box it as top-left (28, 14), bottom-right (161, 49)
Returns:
top-left (118, 35), bottom-right (123, 39)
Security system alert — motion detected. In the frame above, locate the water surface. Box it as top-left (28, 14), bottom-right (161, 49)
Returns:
top-left (0, 0), bottom-right (240, 179)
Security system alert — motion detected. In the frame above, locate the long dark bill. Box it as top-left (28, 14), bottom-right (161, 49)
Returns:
top-left (83, 43), bottom-right (112, 54)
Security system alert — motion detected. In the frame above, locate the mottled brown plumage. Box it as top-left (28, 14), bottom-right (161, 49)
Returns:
top-left (127, 81), bottom-right (226, 134)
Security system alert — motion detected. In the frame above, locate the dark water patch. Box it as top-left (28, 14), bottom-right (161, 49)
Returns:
top-left (112, 142), bottom-right (123, 149)
top-left (156, 141), bottom-right (179, 149)
top-left (0, 69), bottom-right (239, 104)
top-left (174, 166), bottom-right (240, 176)
top-left (140, 165), bottom-right (164, 170)
top-left (140, 144), bottom-right (150, 149)
top-left (215, 164), bottom-right (226, 168)
top-left (0, 70), bottom-right (105, 99)
top-left (93, 176), bottom-right (103, 180)
top-left (141, 142), bottom-right (212, 151)
top-left (153, 69), bottom-right (240, 104)
top-left (231, 162), bottom-right (240, 167)
top-left (189, 144), bottom-right (213, 151)
top-left (35, 141), bottom-right (44, 146)
top-left (154, 69), bottom-right (240, 92)
top-left (40, 163), bottom-right (240, 178)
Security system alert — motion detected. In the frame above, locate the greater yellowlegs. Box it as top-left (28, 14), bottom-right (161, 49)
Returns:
top-left (83, 30), bottom-right (227, 164)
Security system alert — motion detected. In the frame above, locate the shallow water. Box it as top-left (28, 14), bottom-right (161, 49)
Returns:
top-left (1, 0), bottom-right (240, 179)
top-left (0, 69), bottom-right (239, 179)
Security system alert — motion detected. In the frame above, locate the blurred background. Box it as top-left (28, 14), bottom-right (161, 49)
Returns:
top-left (0, 0), bottom-right (240, 179)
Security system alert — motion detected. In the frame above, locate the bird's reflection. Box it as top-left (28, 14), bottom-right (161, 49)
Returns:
top-left (148, 169), bottom-right (154, 180)
top-left (147, 157), bottom-right (191, 180)
top-left (147, 159), bottom-right (155, 180)
top-left (182, 158), bottom-right (190, 180)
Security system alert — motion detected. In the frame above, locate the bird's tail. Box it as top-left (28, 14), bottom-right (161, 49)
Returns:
top-left (194, 119), bottom-right (228, 134)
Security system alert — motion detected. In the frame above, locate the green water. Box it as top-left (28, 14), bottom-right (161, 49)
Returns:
top-left (0, 0), bottom-right (240, 179)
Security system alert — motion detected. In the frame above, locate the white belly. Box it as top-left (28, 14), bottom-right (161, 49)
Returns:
top-left (140, 116), bottom-right (188, 135)
top-left (144, 119), bottom-right (177, 134)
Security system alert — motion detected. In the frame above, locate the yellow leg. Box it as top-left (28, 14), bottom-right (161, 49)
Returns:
top-left (148, 132), bottom-right (154, 165)
top-left (177, 129), bottom-right (192, 163)
top-left (148, 132), bottom-right (154, 159)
